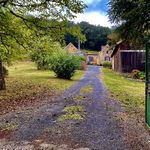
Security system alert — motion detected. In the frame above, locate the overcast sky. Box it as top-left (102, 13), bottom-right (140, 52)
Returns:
top-left (73, 0), bottom-right (112, 27)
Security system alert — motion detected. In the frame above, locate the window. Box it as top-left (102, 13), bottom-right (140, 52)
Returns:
top-left (105, 56), bottom-right (110, 61)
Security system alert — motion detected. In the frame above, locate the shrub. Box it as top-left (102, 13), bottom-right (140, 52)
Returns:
top-left (50, 52), bottom-right (82, 79)
top-left (102, 61), bottom-right (112, 69)
top-left (130, 69), bottom-right (140, 79)
top-left (138, 71), bottom-right (145, 80)
top-left (130, 69), bottom-right (145, 80)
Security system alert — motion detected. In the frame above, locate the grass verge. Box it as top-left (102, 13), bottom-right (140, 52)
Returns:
top-left (102, 68), bottom-right (145, 110)
top-left (102, 69), bottom-right (150, 149)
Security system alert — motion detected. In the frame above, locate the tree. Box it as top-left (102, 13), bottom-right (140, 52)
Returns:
top-left (107, 32), bottom-right (121, 49)
top-left (0, 0), bottom-right (86, 90)
top-left (65, 22), bottom-right (86, 48)
top-left (31, 39), bottom-right (63, 70)
top-left (65, 21), bottom-right (112, 51)
top-left (0, 12), bottom-right (28, 90)
top-left (78, 22), bottom-right (111, 50)
top-left (108, 0), bottom-right (150, 45)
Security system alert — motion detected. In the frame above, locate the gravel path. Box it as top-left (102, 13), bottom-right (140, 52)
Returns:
top-left (0, 66), bottom-right (149, 150)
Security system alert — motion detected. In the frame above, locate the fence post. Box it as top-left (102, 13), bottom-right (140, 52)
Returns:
top-left (146, 39), bottom-right (150, 127)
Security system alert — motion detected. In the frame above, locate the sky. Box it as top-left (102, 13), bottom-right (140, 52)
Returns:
top-left (73, 0), bottom-right (112, 27)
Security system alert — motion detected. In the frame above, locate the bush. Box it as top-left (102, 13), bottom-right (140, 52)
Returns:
top-left (130, 69), bottom-right (140, 79)
top-left (130, 69), bottom-right (145, 80)
top-left (138, 71), bottom-right (145, 80)
top-left (50, 52), bottom-right (82, 79)
top-left (102, 61), bottom-right (112, 69)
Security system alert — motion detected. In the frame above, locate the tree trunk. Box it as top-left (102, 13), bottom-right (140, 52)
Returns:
top-left (0, 59), bottom-right (6, 90)
top-left (78, 39), bottom-right (80, 51)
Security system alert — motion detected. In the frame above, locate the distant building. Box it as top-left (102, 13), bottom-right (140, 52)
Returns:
top-left (98, 45), bottom-right (112, 65)
top-left (111, 41), bottom-right (145, 73)
top-left (86, 53), bottom-right (99, 65)
top-left (65, 43), bottom-right (84, 56)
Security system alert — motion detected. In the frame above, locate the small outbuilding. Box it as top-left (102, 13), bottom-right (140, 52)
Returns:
top-left (111, 41), bottom-right (145, 73)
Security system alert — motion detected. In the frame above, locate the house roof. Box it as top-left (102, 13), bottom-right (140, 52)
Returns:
top-left (65, 42), bottom-right (78, 51)
top-left (111, 40), bottom-right (123, 57)
top-left (111, 40), bottom-right (145, 57)
top-left (86, 53), bottom-right (98, 56)
top-left (65, 43), bottom-right (86, 56)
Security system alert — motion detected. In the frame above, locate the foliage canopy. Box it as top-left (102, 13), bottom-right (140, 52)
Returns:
top-left (0, 0), bottom-right (86, 90)
top-left (108, 0), bottom-right (150, 45)
top-left (65, 21), bottom-right (111, 51)
top-left (0, 0), bottom-right (86, 61)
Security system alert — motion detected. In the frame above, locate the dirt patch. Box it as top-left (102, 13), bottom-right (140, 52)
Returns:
top-left (116, 111), bottom-right (150, 150)
top-left (0, 90), bottom-right (56, 115)
top-left (0, 130), bottom-right (12, 140)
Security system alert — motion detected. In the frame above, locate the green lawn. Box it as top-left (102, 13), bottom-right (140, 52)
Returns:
top-left (0, 61), bottom-right (84, 101)
top-left (102, 68), bottom-right (145, 110)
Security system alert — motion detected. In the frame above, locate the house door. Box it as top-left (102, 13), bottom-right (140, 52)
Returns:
top-left (146, 41), bottom-right (150, 127)
top-left (89, 56), bottom-right (94, 62)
